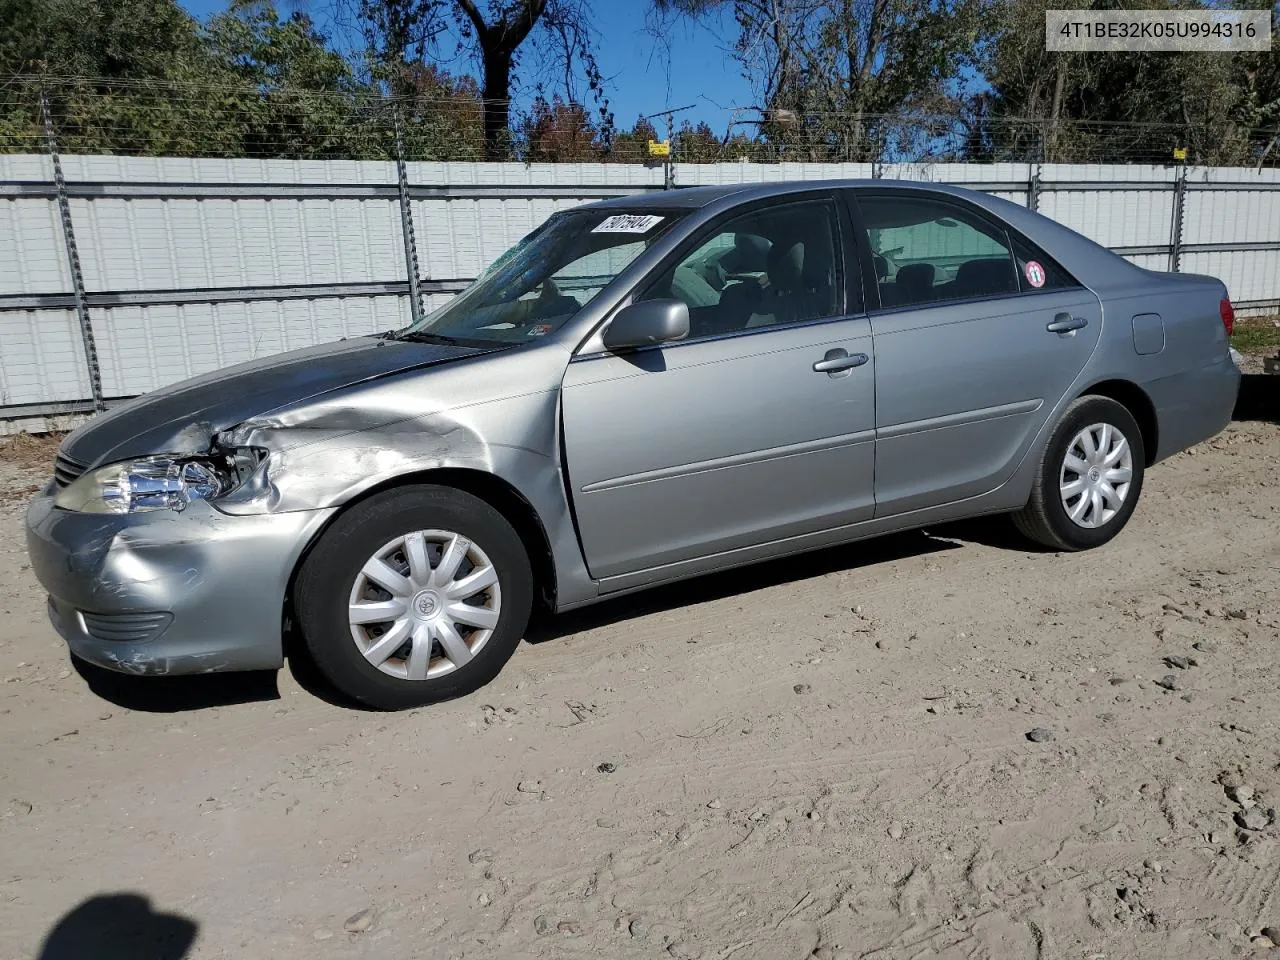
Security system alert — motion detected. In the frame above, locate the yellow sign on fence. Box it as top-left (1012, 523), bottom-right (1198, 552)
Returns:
top-left (1173, 147), bottom-right (1188, 161)
top-left (648, 140), bottom-right (671, 157)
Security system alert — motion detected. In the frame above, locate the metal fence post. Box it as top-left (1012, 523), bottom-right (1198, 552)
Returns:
top-left (393, 109), bottom-right (425, 325)
top-left (663, 112), bottom-right (674, 190)
top-left (1168, 162), bottom-right (1188, 273)
top-left (1026, 123), bottom-right (1045, 212)
top-left (39, 85), bottom-right (106, 412)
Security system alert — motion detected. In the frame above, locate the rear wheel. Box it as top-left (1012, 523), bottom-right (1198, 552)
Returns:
top-left (295, 485), bottom-right (533, 710)
top-left (1014, 395), bottom-right (1146, 551)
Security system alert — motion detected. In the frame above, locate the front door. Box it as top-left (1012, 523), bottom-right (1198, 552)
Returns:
top-left (851, 191), bottom-right (1104, 516)
top-left (561, 196), bottom-right (876, 582)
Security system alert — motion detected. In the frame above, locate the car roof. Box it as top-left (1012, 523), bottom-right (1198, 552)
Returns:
top-left (586, 179), bottom-right (988, 211)
top-left (588, 184), bottom-right (753, 210)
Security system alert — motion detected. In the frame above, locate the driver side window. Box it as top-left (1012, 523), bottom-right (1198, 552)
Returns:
top-left (642, 200), bottom-right (842, 339)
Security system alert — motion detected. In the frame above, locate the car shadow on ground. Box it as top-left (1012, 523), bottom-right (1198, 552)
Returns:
top-left (283, 623), bottom-right (371, 710)
top-left (1234, 373), bottom-right (1278, 424)
top-left (297, 527), bottom-right (995, 704)
top-left (37, 893), bottom-right (197, 960)
top-left (527, 527), bottom-right (966, 645)
top-left (71, 656), bottom-right (281, 713)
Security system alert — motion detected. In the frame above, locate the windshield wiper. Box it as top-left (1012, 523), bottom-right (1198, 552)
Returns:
top-left (392, 329), bottom-right (512, 349)
top-left (394, 330), bottom-right (467, 345)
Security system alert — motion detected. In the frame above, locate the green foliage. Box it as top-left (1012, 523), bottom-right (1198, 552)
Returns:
top-left (982, 0), bottom-right (1280, 164)
top-left (394, 64), bottom-right (486, 161)
top-left (0, 0), bottom-right (207, 79)
top-left (608, 114), bottom-right (661, 159)
top-left (672, 120), bottom-right (722, 161)
top-left (0, 0), bottom-right (487, 160)
top-left (0, 0), bottom-right (223, 154)
top-left (519, 95), bottom-right (605, 161)
top-left (2, 0), bottom-right (1276, 164)
top-left (1231, 318), bottom-right (1280, 353)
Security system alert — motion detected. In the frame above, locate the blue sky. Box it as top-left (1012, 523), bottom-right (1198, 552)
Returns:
top-left (177, 1), bottom-right (754, 134)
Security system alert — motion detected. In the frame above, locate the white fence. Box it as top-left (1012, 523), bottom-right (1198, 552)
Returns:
top-left (2, 156), bottom-right (1278, 429)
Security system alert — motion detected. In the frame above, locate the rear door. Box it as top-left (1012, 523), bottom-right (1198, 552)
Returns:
top-left (560, 194), bottom-right (877, 583)
top-left (847, 189), bottom-right (1103, 517)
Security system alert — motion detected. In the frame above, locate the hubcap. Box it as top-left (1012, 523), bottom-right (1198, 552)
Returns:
top-left (347, 530), bottom-right (502, 681)
top-left (1060, 422), bottom-right (1134, 529)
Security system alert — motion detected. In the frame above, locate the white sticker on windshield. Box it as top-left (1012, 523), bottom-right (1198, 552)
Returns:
top-left (592, 214), bottom-right (665, 234)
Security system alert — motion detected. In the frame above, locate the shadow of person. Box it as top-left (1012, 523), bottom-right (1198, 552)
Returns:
top-left (37, 893), bottom-right (198, 960)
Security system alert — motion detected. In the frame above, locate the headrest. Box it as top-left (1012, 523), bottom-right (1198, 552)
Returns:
top-left (895, 262), bottom-right (935, 292)
top-left (767, 241), bottom-right (804, 290)
top-left (956, 258), bottom-right (1015, 296)
top-left (725, 233), bottom-right (771, 273)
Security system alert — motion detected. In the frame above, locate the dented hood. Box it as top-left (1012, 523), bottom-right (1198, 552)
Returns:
top-left (61, 335), bottom-right (497, 467)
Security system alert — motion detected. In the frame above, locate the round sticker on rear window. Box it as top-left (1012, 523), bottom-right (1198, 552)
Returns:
top-left (1024, 260), bottom-right (1046, 288)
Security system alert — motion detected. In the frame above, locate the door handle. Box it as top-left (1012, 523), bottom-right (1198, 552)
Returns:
top-left (813, 349), bottom-right (869, 375)
top-left (1046, 313), bottom-right (1088, 334)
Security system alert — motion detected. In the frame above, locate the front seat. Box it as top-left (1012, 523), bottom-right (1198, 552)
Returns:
top-left (893, 262), bottom-right (936, 305)
top-left (746, 241), bottom-right (807, 328)
top-left (954, 258), bottom-right (1016, 299)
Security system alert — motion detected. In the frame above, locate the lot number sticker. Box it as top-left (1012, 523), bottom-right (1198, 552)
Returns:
top-left (1024, 260), bottom-right (1047, 288)
top-left (592, 214), bottom-right (665, 234)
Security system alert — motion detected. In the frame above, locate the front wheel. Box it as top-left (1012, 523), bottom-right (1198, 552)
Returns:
top-left (294, 485), bottom-right (533, 710)
top-left (1013, 395), bottom-right (1146, 551)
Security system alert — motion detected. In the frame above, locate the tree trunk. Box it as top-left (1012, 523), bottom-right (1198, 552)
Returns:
top-left (1048, 54), bottom-right (1066, 163)
top-left (454, 0), bottom-right (546, 160)
top-left (853, 0), bottom-right (885, 161)
top-left (480, 48), bottom-right (513, 160)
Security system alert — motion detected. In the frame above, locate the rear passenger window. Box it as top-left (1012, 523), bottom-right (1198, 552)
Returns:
top-left (857, 197), bottom-right (1018, 309)
top-left (1010, 236), bottom-right (1079, 292)
top-left (641, 200), bottom-right (842, 339)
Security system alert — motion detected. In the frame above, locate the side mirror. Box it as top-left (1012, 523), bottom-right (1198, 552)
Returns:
top-left (602, 299), bottom-right (690, 351)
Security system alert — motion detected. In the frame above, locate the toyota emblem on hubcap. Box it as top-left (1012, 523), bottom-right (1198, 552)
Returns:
top-left (414, 593), bottom-right (438, 617)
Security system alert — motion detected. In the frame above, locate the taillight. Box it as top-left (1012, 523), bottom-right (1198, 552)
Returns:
top-left (1220, 298), bottom-right (1235, 337)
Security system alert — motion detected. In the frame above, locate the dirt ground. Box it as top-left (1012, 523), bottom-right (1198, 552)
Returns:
top-left (1, 373), bottom-right (1277, 960)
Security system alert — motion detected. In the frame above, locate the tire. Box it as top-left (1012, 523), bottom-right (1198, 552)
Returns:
top-left (294, 484), bottom-right (533, 710)
top-left (1013, 395), bottom-right (1146, 551)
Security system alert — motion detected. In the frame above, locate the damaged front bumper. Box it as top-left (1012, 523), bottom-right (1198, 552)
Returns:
top-left (25, 489), bottom-right (336, 676)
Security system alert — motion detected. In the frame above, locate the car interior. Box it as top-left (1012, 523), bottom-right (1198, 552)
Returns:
top-left (860, 198), bottom-right (1020, 309)
top-left (645, 203), bottom-right (840, 339)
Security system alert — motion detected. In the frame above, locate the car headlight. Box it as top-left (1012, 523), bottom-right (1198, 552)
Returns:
top-left (54, 450), bottom-right (261, 514)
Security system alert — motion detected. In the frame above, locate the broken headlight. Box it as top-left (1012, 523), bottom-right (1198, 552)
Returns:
top-left (54, 450), bottom-right (261, 514)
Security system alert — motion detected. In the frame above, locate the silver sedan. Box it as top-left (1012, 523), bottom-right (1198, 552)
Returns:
top-left (26, 180), bottom-right (1241, 708)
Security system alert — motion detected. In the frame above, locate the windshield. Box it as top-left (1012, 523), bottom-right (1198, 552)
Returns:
top-left (393, 208), bottom-right (687, 345)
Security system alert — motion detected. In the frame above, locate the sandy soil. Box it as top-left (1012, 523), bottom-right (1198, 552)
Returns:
top-left (1, 378), bottom-right (1278, 960)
